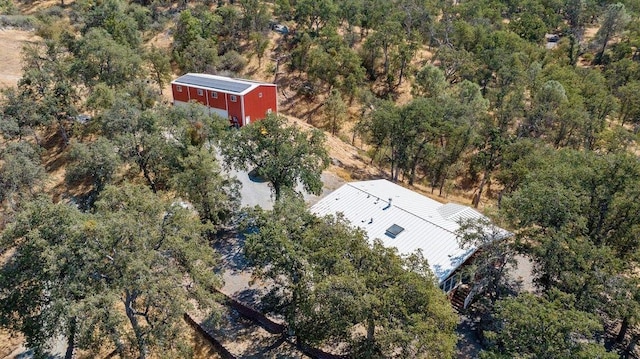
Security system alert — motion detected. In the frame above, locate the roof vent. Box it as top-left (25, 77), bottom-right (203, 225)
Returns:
top-left (385, 224), bottom-right (405, 238)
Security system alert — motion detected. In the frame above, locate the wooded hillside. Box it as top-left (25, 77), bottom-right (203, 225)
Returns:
top-left (1, 0), bottom-right (640, 357)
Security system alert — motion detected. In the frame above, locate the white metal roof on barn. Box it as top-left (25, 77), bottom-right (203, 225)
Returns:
top-left (310, 179), bottom-right (499, 284)
top-left (172, 73), bottom-right (275, 95)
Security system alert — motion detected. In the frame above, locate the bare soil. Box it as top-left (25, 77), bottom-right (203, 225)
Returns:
top-left (0, 28), bottom-right (39, 89)
top-left (0, 330), bottom-right (23, 358)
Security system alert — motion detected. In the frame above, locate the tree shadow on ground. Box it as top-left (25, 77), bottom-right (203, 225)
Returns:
top-left (456, 314), bottom-right (483, 359)
top-left (248, 168), bottom-right (268, 183)
top-left (213, 232), bottom-right (249, 273)
top-left (204, 306), bottom-right (303, 358)
top-left (234, 288), bottom-right (263, 309)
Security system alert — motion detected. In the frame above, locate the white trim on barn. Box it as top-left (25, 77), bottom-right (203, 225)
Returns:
top-left (310, 179), bottom-right (507, 285)
top-left (171, 73), bottom-right (277, 96)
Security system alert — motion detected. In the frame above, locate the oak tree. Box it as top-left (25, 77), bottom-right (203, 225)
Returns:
top-left (0, 184), bottom-right (222, 358)
top-left (221, 113), bottom-right (330, 200)
top-left (482, 292), bottom-right (615, 359)
top-left (244, 194), bottom-right (458, 358)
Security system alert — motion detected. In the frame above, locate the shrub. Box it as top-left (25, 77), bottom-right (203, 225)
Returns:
top-left (0, 15), bottom-right (36, 29)
top-left (0, 0), bottom-right (16, 15)
top-left (219, 50), bottom-right (247, 73)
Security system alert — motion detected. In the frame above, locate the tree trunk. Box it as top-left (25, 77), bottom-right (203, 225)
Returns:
top-left (390, 147), bottom-right (397, 182)
top-left (156, 73), bottom-right (163, 95)
top-left (274, 183), bottom-right (282, 201)
top-left (64, 317), bottom-right (76, 359)
top-left (397, 56), bottom-right (407, 88)
top-left (408, 162), bottom-right (417, 186)
top-left (370, 147), bottom-right (379, 165)
top-left (58, 120), bottom-right (69, 146)
top-left (137, 153), bottom-right (157, 193)
top-left (352, 120), bottom-right (360, 146)
top-left (202, 195), bottom-right (212, 224)
top-left (288, 275), bottom-right (300, 338)
top-left (331, 116), bottom-right (337, 136)
top-left (473, 171), bottom-right (489, 208)
top-left (33, 130), bottom-right (41, 146)
top-left (408, 140), bottom-right (428, 186)
top-left (617, 316), bottom-right (630, 344)
top-left (366, 317), bottom-right (375, 343)
top-left (597, 33), bottom-right (610, 63)
top-left (567, 34), bottom-right (575, 65)
top-left (623, 333), bottom-right (638, 359)
top-left (274, 57), bottom-right (281, 84)
top-left (438, 169), bottom-right (447, 197)
top-left (382, 44), bottom-right (390, 81)
top-left (125, 290), bottom-right (149, 359)
top-left (141, 165), bottom-right (157, 193)
top-left (620, 100), bottom-right (629, 126)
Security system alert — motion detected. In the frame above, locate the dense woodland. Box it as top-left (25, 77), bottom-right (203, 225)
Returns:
top-left (1, 0), bottom-right (640, 357)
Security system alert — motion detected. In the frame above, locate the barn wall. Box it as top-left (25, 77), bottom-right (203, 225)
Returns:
top-left (172, 79), bottom-right (277, 127)
top-left (226, 93), bottom-right (243, 126)
top-left (188, 86), bottom-right (208, 106)
top-left (172, 83), bottom-right (190, 103)
top-left (243, 85), bottom-right (277, 123)
top-left (206, 89), bottom-right (227, 111)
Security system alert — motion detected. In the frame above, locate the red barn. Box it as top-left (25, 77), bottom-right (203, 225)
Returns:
top-left (171, 73), bottom-right (277, 127)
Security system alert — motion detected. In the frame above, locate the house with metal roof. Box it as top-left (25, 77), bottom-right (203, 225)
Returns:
top-left (171, 73), bottom-right (277, 127)
top-left (310, 179), bottom-right (508, 294)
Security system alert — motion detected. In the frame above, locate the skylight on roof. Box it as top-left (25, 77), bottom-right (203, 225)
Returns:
top-left (385, 224), bottom-right (405, 238)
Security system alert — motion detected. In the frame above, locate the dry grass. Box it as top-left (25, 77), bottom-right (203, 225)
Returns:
top-left (0, 324), bottom-right (23, 357)
top-left (0, 28), bottom-right (39, 89)
top-left (18, 0), bottom-right (74, 14)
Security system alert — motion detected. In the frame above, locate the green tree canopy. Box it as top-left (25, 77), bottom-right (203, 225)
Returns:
top-left (412, 64), bottom-right (447, 98)
top-left (482, 292), bottom-right (615, 359)
top-left (243, 194), bottom-right (458, 358)
top-left (171, 145), bottom-right (240, 227)
top-left (594, 3), bottom-right (630, 63)
top-left (83, 0), bottom-right (142, 49)
top-left (322, 88), bottom-right (347, 135)
top-left (72, 28), bottom-right (143, 88)
top-left (501, 149), bottom-right (640, 345)
top-left (65, 137), bottom-right (121, 208)
top-left (0, 142), bottom-right (45, 211)
top-left (0, 184), bottom-right (221, 358)
top-left (221, 113), bottom-right (330, 200)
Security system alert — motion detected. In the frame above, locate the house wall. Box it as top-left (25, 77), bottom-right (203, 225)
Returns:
top-left (243, 85), bottom-right (277, 124)
top-left (172, 83), bottom-right (190, 103)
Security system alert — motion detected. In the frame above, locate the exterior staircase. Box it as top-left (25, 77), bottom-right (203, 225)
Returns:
top-left (450, 284), bottom-right (472, 313)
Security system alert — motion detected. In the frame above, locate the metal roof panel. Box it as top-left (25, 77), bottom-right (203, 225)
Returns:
top-left (310, 180), bottom-right (503, 283)
top-left (172, 73), bottom-right (268, 95)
